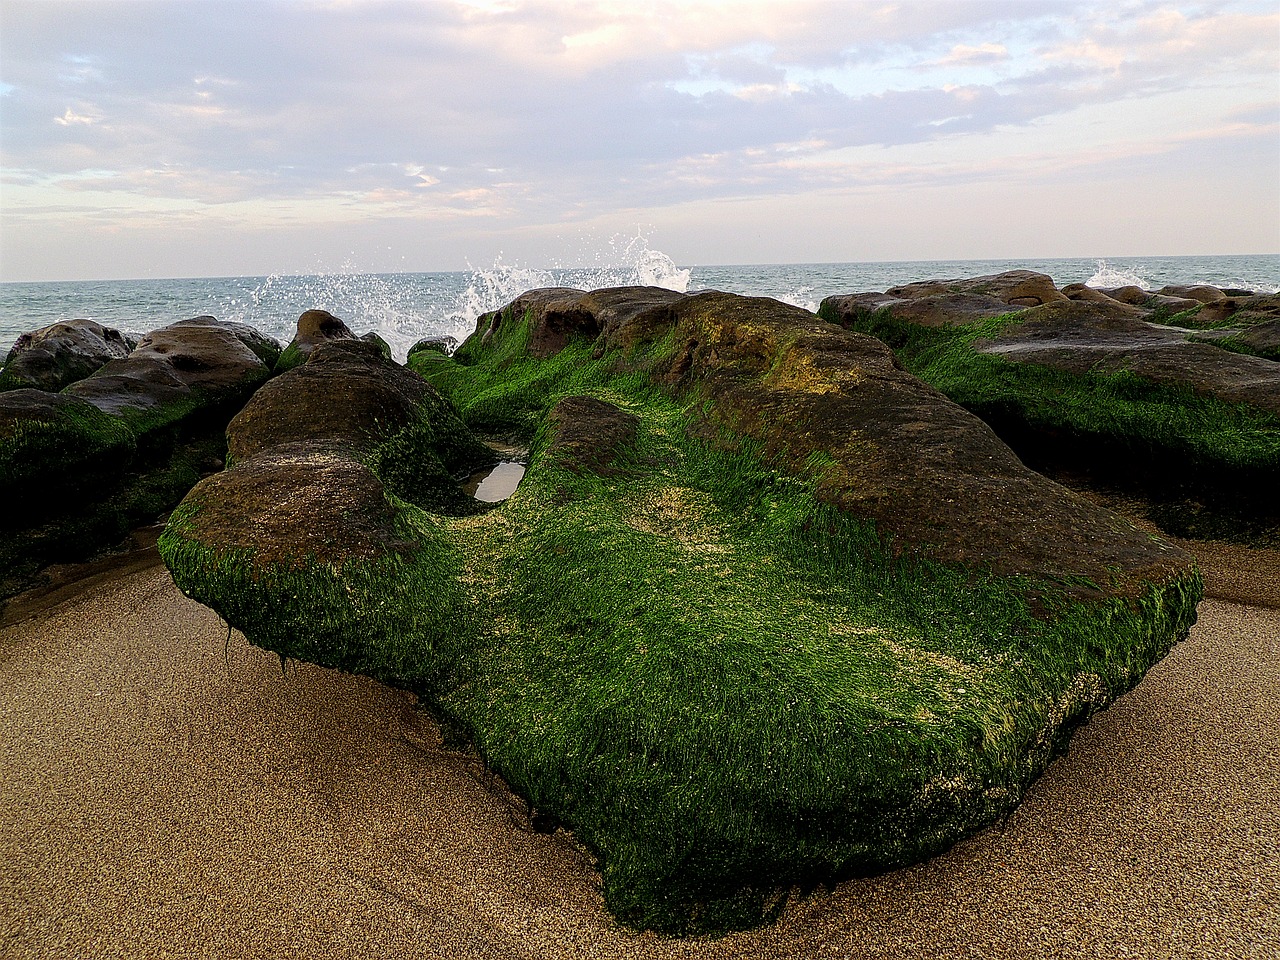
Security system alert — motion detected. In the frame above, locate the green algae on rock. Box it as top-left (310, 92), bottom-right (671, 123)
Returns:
top-left (820, 283), bottom-right (1280, 543)
top-left (0, 316), bottom-right (278, 600)
top-left (160, 285), bottom-right (1202, 935)
top-left (160, 339), bottom-right (497, 683)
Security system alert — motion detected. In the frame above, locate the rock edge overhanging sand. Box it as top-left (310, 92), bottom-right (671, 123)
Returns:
top-left (1, 538), bottom-right (1277, 960)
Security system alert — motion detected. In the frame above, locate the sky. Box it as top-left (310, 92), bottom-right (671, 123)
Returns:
top-left (0, 0), bottom-right (1278, 281)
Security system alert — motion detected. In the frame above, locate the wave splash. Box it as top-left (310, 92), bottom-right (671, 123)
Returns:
top-left (228, 233), bottom-right (690, 361)
top-left (1085, 260), bottom-right (1151, 290)
top-left (438, 232), bottom-right (691, 352)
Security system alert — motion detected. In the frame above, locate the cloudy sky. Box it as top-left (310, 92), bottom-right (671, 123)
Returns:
top-left (1, 0), bottom-right (1277, 281)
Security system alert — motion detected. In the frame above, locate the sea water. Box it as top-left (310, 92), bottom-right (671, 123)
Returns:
top-left (1, 244), bottom-right (1277, 359)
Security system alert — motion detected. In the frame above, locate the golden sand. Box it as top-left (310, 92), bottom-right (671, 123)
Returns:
top-left (1, 545), bottom-right (1277, 959)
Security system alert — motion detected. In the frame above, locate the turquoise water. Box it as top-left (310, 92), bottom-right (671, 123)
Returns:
top-left (2, 253), bottom-right (1276, 359)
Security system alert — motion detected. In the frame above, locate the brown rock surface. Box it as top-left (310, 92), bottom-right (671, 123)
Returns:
top-left (822, 291), bottom-right (1016, 328)
top-left (543, 395), bottom-right (640, 476)
top-left (885, 269), bottom-right (1068, 307)
top-left (65, 316), bottom-right (273, 420)
top-left (982, 301), bottom-right (1280, 417)
top-left (1, 319), bottom-right (135, 392)
top-left (486, 286), bottom-right (1191, 597)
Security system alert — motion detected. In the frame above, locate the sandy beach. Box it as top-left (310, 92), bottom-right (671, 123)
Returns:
top-left (1, 545), bottom-right (1278, 960)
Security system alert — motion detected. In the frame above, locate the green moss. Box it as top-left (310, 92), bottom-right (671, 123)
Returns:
top-left (821, 304), bottom-right (1280, 536)
top-left (274, 342), bottom-right (306, 374)
top-left (162, 496), bottom-right (476, 688)
top-left (0, 369), bottom-right (31, 393)
top-left (0, 400), bottom-right (137, 518)
top-left (220, 302), bottom-right (1200, 934)
top-left (1188, 333), bottom-right (1279, 363)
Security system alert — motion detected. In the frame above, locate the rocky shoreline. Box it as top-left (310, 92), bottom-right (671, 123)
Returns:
top-left (3, 270), bottom-right (1277, 936)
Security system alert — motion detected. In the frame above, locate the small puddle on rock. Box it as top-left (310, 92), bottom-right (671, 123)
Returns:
top-left (462, 444), bottom-right (528, 503)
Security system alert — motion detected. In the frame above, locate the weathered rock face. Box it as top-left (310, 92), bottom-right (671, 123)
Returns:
top-left (821, 271), bottom-right (1076, 330)
top-left (275, 309), bottom-right (357, 372)
top-left (820, 291), bottom-right (1015, 328)
top-left (162, 340), bottom-right (494, 667)
top-left (543, 395), bottom-right (640, 477)
top-left (885, 269), bottom-right (1068, 307)
top-left (1158, 284), bottom-right (1227, 303)
top-left (0, 390), bottom-right (135, 517)
top-left (502, 287), bottom-right (1190, 593)
top-left (1191, 292), bottom-right (1280, 330)
top-left (820, 279), bottom-right (1279, 544)
top-left (229, 340), bottom-right (441, 462)
top-left (980, 301), bottom-right (1280, 417)
top-left (65, 316), bottom-right (276, 422)
top-left (1, 319), bottom-right (136, 393)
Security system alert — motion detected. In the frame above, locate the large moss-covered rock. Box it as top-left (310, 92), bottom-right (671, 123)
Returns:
top-left (0, 319), bottom-right (136, 392)
top-left (164, 285), bottom-right (1200, 935)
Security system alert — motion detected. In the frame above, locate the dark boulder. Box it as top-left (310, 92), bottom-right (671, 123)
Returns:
top-left (275, 309), bottom-right (357, 372)
top-left (543, 395), bottom-right (640, 476)
top-left (1, 319), bottom-right (135, 392)
top-left (2, 316), bottom-right (279, 602)
top-left (65, 316), bottom-right (274, 424)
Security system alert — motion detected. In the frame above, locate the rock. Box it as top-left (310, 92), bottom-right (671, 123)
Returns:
top-left (228, 340), bottom-right (474, 464)
top-left (0, 389), bottom-right (136, 522)
top-left (1, 319), bottom-right (135, 392)
top-left (176, 315), bottom-right (281, 368)
top-left (821, 291), bottom-right (1017, 328)
top-left (160, 339), bottom-right (495, 679)
top-left (360, 331), bottom-right (393, 361)
top-left (1158, 284), bottom-right (1226, 303)
top-left (1060, 283), bottom-right (1146, 316)
top-left (1096, 286), bottom-right (1202, 314)
top-left (829, 287), bottom-right (1279, 542)
top-left (1, 316), bottom-right (279, 601)
top-left (275, 309), bottom-right (357, 372)
top-left (65, 316), bottom-right (274, 423)
top-left (168, 284), bottom-right (1200, 934)
top-left (1232, 319), bottom-right (1280, 360)
top-left (1099, 284), bottom-right (1151, 305)
top-left (982, 300), bottom-right (1280, 417)
top-left (1188, 292), bottom-right (1280, 329)
top-left (406, 336), bottom-right (459, 360)
top-left (543, 395), bottom-right (640, 476)
top-left (0, 389), bottom-right (140, 596)
top-left (885, 269), bottom-right (1068, 307)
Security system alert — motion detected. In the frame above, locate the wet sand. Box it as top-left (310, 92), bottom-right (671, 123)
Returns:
top-left (2, 553), bottom-right (1278, 959)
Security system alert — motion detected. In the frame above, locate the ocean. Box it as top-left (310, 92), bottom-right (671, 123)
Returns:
top-left (2, 249), bottom-right (1277, 361)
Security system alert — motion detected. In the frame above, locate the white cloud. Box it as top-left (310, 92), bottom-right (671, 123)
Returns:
top-left (53, 105), bottom-right (101, 126)
top-left (0, 0), bottom-right (1276, 278)
top-left (928, 43), bottom-right (1009, 68)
